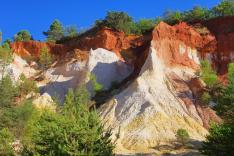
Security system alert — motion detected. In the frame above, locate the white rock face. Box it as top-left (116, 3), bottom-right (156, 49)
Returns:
top-left (0, 54), bottom-right (36, 81)
top-left (88, 48), bottom-right (133, 90)
top-left (40, 48), bottom-right (133, 101)
top-left (40, 59), bottom-right (87, 102)
top-left (99, 48), bottom-right (208, 154)
top-left (33, 93), bottom-right (56, 110)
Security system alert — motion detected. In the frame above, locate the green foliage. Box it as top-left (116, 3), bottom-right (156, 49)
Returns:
top-left (38, 46), bottom-right (53, 69)
top-left (201, 124), bottom-right (234, 156)
top-left (0, 128), bottom-right (14, 155)
top-left (176, 128), bottom-right (190, 146)
top-left (2, 40), bottom-right (11, 49)
top-left (0, 46), bottom-right (13, 65)
top-left (18, 74), bottom-right (38, 96)
top-left (200, 60), bottom-right (218, 88)
top-left (95, 11), bottom-right (134, 35)
top-left (22, 87), bottom-right (114, 155)
top-left (212, 0), bottom-right (234, 17)
top-left (182, 6), bottom-right (211, 22)
top-left (65, 25), bottom-right (78, 37)
top-left (200, 92), bottom-right (212, 106)
top-left (90, 73), bottom-right (103, 93)
top-left (0, 101), bottom-right (35, 138)
top-left (14, 30), bottom-right (31, 42)
top-left (0, 75), bottom-right (18, 108)
top-left (216, 62), bottom-right (234, 122)
top-left (134, 19), bottom-right (157, 35)
top-left (163, 10), bottom-right (182, 25)
top-left (63, 86), bottom-right (90, 118)
top-left (43, 19), bottom-right (64, 41)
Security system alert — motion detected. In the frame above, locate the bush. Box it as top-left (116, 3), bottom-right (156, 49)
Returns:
top-left (1, 39), bottom-right (11, 50)
top-left (0, 128), bottom-right (14, 155)
top-left (65, 25), bottom-right (78, 37)
top-left (90, 73), bottom-right (103, 93)
top-left (182, 6), bottom-right (211, 22)
top-left (0, 75), bottom-right (18, 108)
top-left (200, 92), bottom-right (212, 106)
top-left (176, 128), bottom-right (190, 146)
top-left (163, 10), bottom-right (182, 25)
top-left (212, 0), bottom-right (234, 17)
top-left (200, 60), bottom-right (218, 88)
top-left (22, 87), bottom-right (114, 155)
top-left (0, 101), bottom-right (35, 138)
top-left (95, 11), bottom-right (134, 35)
top-left (38, 46), bottom-right (53, 69)
top-left (216, 62), bottom-right (234, 122)
top-left (14, 30), bottom-right (31, 42)
top-left (18, 74), bottom-right (38, 96)
top-left (134, 19), bottom-right (157, 35)
top-left (201, 124), bottom-right (234, 156)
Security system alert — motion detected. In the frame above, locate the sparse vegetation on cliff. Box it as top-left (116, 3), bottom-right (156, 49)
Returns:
top-left (38, 45), bottom-right (54, 69)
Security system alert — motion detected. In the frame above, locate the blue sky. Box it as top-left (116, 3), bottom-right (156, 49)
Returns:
top-left (0, 0), bottom-right (220, 41)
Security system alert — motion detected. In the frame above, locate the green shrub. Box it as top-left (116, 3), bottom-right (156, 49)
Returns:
top-left (95, 11), bottom-right (134, 35)
top-left (200, 60), bottom-right (218, 88)
top-left (212, 0), bottom-right (234, 17)
top-left (200, 124), bottom-right (234, 156)
top-left (65, 25), bottom-right (78, 37)
top-left (22, 87), bottom-right (114, 155)
top-left (38, 46), bottom-right (53, 69)
top-left (0, 101), bottom-right (35, 138)
top-left (90, 73), bottom-right (103, 93)
top-left (182, 6), bottom-right (211, 22)
top-left (134, 19), bottom-right (157, 35)
top-left (18, 74), bottom-right (38, 96)
top-left (176, 128), bottom-right (190, 146)
top-left (0, 128), bottom-right (14, 155)
top-left (200, 92), bottom-right (212, 106)
top-left (163, 10), bottom-right (182, 25)
top-left (14, 30), bottom-right (31, 42)
top-left (216, 62), bottom-right (234, 122)
top-left (0, 75), bottom-right (18, 108)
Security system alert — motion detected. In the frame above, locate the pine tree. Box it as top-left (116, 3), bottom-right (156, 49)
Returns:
top-left (22, 86), bottom-right (114, 155)
top-left (43, 19), bottom-right (64, 41)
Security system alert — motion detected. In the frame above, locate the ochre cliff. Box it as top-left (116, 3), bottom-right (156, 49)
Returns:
top-left (11, 41), bottom-right (68, 58)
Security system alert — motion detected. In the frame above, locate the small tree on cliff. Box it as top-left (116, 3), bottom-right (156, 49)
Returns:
top-left (14, 30), bottom-right (32, 42)
top-left (95, 11), bottom-right (134, 34)
top-left (43, 19), bottom-right (64, 42)
top-left (176, 128), bottom-right (190, 146)
top-left (38, 46), bottom-right (53, 69)
top-left (200, 60), bottom-right (218, 88)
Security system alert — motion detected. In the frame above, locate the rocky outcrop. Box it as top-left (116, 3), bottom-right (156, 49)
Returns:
top-left (32, 93), bottom-right (56, 110)
top-left (0, 54), bottom-right (36, 81)
top-left (99, 22), bottom-right (221, 154)
top-left (40, 48), bottom-right (133, 101)
top-left (11, 41), bottom-right (68, 58)
top-left (201, 16), bottom-right (234, 75)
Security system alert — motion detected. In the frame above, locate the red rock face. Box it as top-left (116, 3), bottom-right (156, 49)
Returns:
top-left (202, 17), bottom-right (234, 75)
top-left (152, 22), bottom-right (216, 69)
top-left (11, 41), bottom-right (68, 58)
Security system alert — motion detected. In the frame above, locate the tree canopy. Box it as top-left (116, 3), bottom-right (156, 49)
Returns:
top-left (14, 30), bottom-right (32, 42)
